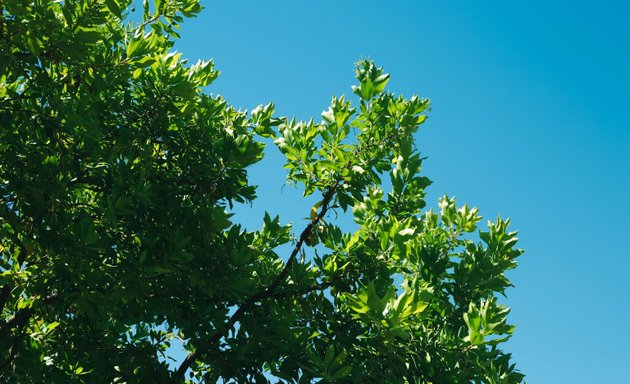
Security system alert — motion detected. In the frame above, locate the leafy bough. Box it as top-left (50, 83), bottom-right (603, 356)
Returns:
top-left (175, 61), bottom-right (422, 378)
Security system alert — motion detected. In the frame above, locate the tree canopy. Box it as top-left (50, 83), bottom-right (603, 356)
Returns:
top-left (0, 0), bottom-right (525, 383)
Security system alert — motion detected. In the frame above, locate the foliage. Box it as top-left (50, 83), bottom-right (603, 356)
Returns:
top-left (0, 0), bottom-right (525, 383)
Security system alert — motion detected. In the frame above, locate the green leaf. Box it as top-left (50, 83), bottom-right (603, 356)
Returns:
top-left (332, 365), bottom-right (352, 380)
top-left (105, 0), bottom-right (122, 17)
top-left (76, 28), bottom-right (102, 43)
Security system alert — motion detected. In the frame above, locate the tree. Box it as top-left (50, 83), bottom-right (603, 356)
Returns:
top-left (0, 1), bottom-right (525, 383)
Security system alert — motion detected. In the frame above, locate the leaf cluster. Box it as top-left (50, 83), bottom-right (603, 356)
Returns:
top-left (0, 2), bottom-right (525, 383)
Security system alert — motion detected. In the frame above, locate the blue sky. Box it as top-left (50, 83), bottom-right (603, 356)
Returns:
top-left (173, 1), bottom-right (630, 382)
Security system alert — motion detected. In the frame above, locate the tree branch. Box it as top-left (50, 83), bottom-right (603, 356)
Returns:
top-left (174, 183), bottom-right (339, 379)
top-left (173, 119), bottom-right (409, 379)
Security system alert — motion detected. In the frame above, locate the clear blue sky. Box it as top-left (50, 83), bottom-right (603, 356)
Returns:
top-left (173, 1), bottom-right (630, 382)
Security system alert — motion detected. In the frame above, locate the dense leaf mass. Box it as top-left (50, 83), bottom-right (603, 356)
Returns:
top-left (0, 1), bottom-right (525, 383)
